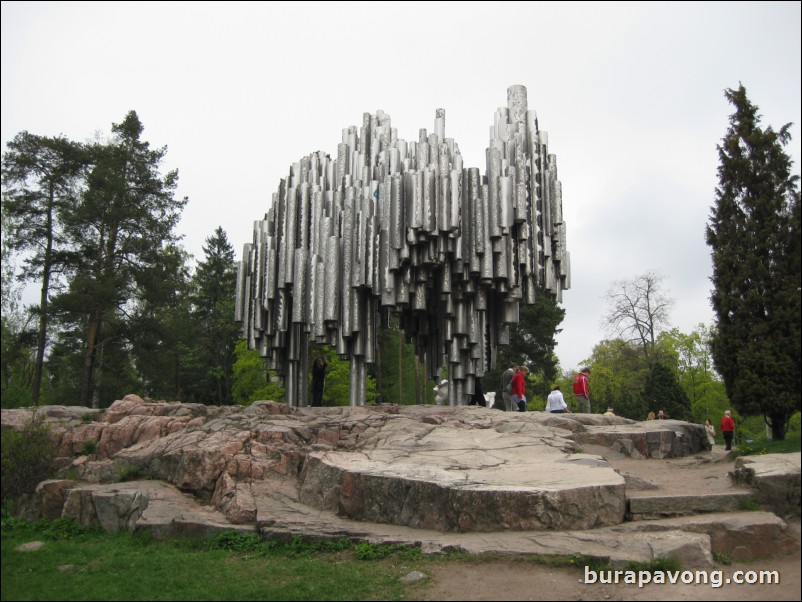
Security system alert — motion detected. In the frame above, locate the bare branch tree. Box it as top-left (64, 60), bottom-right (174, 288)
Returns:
top-left (603, 270), bottom-right (674, 362)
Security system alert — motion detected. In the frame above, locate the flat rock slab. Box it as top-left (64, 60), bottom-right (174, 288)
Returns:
top-left (299, 416), bottom-right (626, 531)
top-left (730, 452), bottom-right (801, 516)
top-left (34, 479), bottom-right (252, 539)
top-left (628, 491), bottom-right (756, 520)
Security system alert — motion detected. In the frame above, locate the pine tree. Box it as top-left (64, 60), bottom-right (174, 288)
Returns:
top-left (188, 227), bottom-right (240, 404)
top-left (2, 133), bottom-right (87, 404)
top-left (54, 111), bottom-right (187, 407)
top-left (641, 362), bottom-right (691, 421)
top-left (706, 84), bottom-right (801, 440)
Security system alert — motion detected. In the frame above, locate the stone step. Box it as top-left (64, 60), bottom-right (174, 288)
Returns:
top-left (627, 491), bottom-right (757, 520)
top-left (31, 478), bottom-right (797, 568)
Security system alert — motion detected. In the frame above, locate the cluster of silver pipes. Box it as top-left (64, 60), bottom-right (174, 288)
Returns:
top-left (235, 85), bottom-right (570, 406)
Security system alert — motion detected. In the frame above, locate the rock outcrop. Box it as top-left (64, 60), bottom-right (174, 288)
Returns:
top-left (5, 396), bottom-right (800, 566)
top-left (730, 452), bottom-right (801, 516)
top-left (3, 396), bottom-right (709, 532)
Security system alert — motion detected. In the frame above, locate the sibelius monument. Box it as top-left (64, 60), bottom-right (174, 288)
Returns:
top-left (235, 85), bottom-right (570, 406)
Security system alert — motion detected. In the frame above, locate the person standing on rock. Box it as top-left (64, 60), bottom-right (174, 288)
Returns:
top-left (311, 356), bottom-right (327, 407)
top-left (572, 367), bottom-right (591, 413)
top-left (545, 385), bottom-right (570, 413)
top-left (512, 365), bottom-right (528, 412)
top-left (501, 362), bottom-right (518, 412)
top-left (720, 410), bottom-right (736, 451)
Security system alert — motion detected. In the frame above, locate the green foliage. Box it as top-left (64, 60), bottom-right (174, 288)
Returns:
top-left (232, 340), bottom-right (285, 404)
top-left (181, 227), bottom-right (240, 404)
top-left (2, 132), bottom-right (88, 405)
top-left (373, 315), bottom-right (433, 405)
top-left (0, 318), bottom-right (36, 408)
top-left (737, 498), bottom-right (762, 511)
top-left (1, 524), bottom-right (423, 601)
top-left (81, 438), bottom-right (98, 456)
top-left (354, 542), bottom-right (402, 560)
top-left (46, 111), bottom-right (187, 407)
top-left (310, 343), bottom-right (377, 407)
top-left (114, 464), bottom-right (146, 482)
top-left (486, 289), bottom-right (566, 405)
top-left (625, 556), bottom-right (682, 573)
top-left (207, 530), bottom-right (265, 553)
top-left (658, 326), bottom-right (730, 423)
top-left (1, 516), bottom-right (101, 540)
top-left (730, 427), bottom-right (800, 459)
top-left (570, 338), bottom-right (650, 418)
top-left (706, 84), bottom-right (801, 440)
top-left (641, 362), bottom-right (692, 421)
top-left (0, 415), bottom-right (54, 505)
top-left (207, 530), bottom-right (404, 561)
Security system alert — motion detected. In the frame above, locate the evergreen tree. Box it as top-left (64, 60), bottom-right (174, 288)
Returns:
top-left (706, 84), bottom-right (801, 439)
top-left (54, 111), bottom-right (187, 407)
top-left (1, 133), bottom-right (87, 404)
top-left (187, 227), bottom-right (239, 404)
top-left (129, 245), bottom-right (193, 400)
top-left (640, 362), bottom-right (691, 421)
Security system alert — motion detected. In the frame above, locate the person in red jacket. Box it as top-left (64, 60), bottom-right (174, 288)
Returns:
top-left (511, 365), bottom-right (528, 412)
top-left (720, 410), bottom-right (736, 451)
top-left (573, 367), bottom-right (591, 413)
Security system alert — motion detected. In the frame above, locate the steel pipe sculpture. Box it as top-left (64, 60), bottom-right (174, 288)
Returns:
top-left (235, 85), bottom-right (570, 407)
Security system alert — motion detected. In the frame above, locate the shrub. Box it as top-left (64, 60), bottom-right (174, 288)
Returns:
top-left (82, 438), bottom-right (98, 455)
top-left (1, 414), bottom-right (54, 507)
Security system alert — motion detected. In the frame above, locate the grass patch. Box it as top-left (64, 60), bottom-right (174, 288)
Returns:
top-left (1, 521), bottom-right (430, 601)
top-left (625, 556), bottom-right (682, 573)
top-left (81, 438), bottom-right (98, 455)
top-left (731, 430), bottom-right (801, 460)
top-left (738, 498), bottom-right (762, 511)
top-left (712, 551), bottom-right (732, 565)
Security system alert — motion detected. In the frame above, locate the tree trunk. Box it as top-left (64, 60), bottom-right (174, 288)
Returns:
top-left (31, 185), bottom-right (56, 406)
top-left (769, 413), bottom-right (787, 441)
top-left (79, 311), bottom-right (102, 407)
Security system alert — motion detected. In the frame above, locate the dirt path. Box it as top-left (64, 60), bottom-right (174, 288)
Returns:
top-left (414, 448), bottom-right (801, 601)
top-left (417, 551), bottom-right (801, 601)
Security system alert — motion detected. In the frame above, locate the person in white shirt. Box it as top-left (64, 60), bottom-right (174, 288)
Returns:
top-left (545, 385), bottom-right (571, 413)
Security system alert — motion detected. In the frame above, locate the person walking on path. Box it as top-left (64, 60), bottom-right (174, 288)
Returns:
top-left (720, 410), bottom-right (736, 451)
top-left (501, 362), bottom-right (518, 412)
top-left (573, 367), bottom-right (591, 413)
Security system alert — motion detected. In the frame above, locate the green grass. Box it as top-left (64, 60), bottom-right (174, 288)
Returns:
top-left (1, 519), bottom-right (431, 601)
top-left (731, 430), bottom-right (801, 460)
top-left (1, 519), bottom-right (605, 601)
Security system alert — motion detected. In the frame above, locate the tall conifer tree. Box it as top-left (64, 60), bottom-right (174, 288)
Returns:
top-left (706, 85), bottom-right (801, 439)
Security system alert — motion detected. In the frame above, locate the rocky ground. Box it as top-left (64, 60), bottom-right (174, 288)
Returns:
top-left (416, 447), bottom-right (801, 601)
top-left (3, 398), bottom-right (800, 601)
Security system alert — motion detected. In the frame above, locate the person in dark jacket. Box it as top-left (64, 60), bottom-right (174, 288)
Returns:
top-left (311, 356), bottom-right (327, 407)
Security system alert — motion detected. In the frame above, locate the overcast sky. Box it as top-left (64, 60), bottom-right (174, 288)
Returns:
top-left (2, 1), bottom-right (800, 374)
